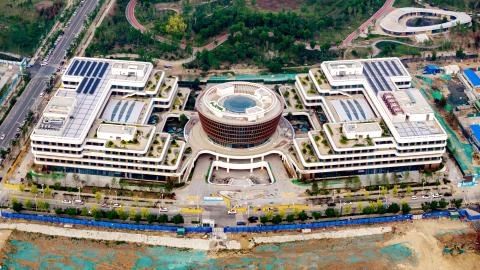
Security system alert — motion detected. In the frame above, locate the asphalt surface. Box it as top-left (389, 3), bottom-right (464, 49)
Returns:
top-left (0, 0), bottom-right (99, 149)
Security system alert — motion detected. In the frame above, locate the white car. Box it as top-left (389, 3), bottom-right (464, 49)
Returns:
top-left (227, 209), bottom-right (237, 215)
top-left (411, 195), bottom-right (418, 200)
top-left (62, 199), bottom-right (72, 204)
top-left (432, 193), bottom-right (441, 198)
top-left (0, 134), bottom-right (5, 140)
top-left (343, 202), bottom-right (352, 205)
top-left (113, 203), bottom-right (121, 208)
top-left (159, 207), bottom-right (168, 212)
top-left (422, 194), bottom-right (430, 199)
top-left (74, 199), bottom-right (84, 205)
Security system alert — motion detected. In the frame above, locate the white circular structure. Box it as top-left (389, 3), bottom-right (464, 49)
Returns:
top-left (380, 7), bottom-right (471, 36)
top-left (196, 82), bottom-right (284, 148)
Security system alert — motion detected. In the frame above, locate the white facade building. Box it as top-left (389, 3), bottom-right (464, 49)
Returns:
top-left (31, 57), bottom-right (183, 181)
top-left (294, 57), bottom-right (447, 179)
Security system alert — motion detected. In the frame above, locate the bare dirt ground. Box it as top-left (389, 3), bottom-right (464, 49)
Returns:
top-left (254, 0), bottom-right (304, 12)
top-left (386, 219), bottom-right (479, 270)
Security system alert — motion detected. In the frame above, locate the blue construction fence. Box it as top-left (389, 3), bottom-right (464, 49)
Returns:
top-left (1, 212), bottom-right (212, 233)
top-left (224, 215), bottom-right (413, 233)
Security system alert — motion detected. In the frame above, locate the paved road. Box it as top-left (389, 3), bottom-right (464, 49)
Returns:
top-left (340, 0), bottom-right (395, 48)
top-left (0, 0), bottom-right (99, 149)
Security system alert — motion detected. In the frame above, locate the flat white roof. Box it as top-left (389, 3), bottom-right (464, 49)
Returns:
top-left (33, 57), bottom-right (153, 143)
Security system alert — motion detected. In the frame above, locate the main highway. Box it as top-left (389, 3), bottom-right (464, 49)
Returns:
top-left (0, 0), bottom-right (99, 149)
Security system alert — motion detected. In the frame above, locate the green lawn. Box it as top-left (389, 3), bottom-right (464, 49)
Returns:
top-left (0, 0), bottom-right (66, 56)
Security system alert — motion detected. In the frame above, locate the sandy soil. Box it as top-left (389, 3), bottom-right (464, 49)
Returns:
top-left (386, 219), bottom-right (479, 270)
top-left (0, 230), bottom-right (12, 252)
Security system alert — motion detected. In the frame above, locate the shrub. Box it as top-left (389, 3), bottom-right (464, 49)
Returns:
top-left (298, 211), bottom-right (309, 221)
top-left (171, 214), bottom-right (184, 224)
top-left (55, 208), bottom-right (64, 215)
top-left (158, 214), bottom-right (169, 223)
top-left (106, 210), bottom-right (119, 220)
top-left (362, 206), bottom-right (374, 215)
top-left (12, 201), bottom-right (23, 212)
top-left (325, 208), bottom-right (337, 217)
top-left (134, 213), bottom-right (142, 223)
top-left (272, 214), bottom-right (282, 224)
top-left (439, 198), bottom-right (448, 208)
top-left (147, 214), bottom-right (157, 224)
top-left (286, 214), bottom-right (295, 223)
top-left (401, 203), bottom-right (411, 214)
top-left (260, 215), bottom-right (269, 224)
top-left (387, 203), bottom-right (400, 213)
top-left (312, 211), bottom-right (322, 220)
top-left (65, 208), bottom-right (79, 216)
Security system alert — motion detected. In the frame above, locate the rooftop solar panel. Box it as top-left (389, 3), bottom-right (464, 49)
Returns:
top-left (378, 61), bottom-right (391, 76)
top-left (346, 100), bottom-right (360, 120)
top-left (385, 61), bottom-right (397, 76)
top-left (98, 63), bottom-right (109, 78)
top-left (125, 102), bottom-right (136, 122)
top-left (86, 62), bottom-right (97, 77)
top-left (92, 62), bottom-right (103, 77)
top-left (76, 78), bottom-right (87, 93)
top-left (89, 78), bottom-right (100, 94)
top-left (67, 60), bottom-right (79, 75)
top-left (111, 100), bottom-right (121, 121)
top-left (117, 101), bottom-right (129, 122)
top-left (80, 61), bottom-right (91, 76)
top-left (73, 60), bottom-right (85, 76)
top-left (82, 78), bottom-right (95, 94)
top-left (339, 100), bottom-right (353, 121)
top-left (353, 99), bottom-right (367, 119)
top-left (389, 60), bottom-right (402, 75)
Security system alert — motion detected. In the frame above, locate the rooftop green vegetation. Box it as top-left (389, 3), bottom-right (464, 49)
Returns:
top-left (0, 0), bottom-right (66, 55)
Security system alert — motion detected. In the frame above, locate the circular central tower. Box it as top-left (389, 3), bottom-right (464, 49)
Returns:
top-left (196, 82), bottom-right (284, 148)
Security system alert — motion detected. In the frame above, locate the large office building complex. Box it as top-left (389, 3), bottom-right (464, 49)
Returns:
top-left (294, 58), bottom-right (447, 178)
top-left (31, 56), bottom-right (447, 182)
top-left (30, 57), bottom-right (182, 181)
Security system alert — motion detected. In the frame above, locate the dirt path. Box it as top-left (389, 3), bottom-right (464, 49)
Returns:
top-left (0, 230), bottom-right (12, 252)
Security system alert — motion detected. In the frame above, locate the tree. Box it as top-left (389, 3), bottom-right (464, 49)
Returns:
top-left (11, 198), bottom-right (23, 212)
top-left (260, 215), bottom-right (268, 224)
top-left (312, 211), bottom-right (322, 220)
top-left (171, 214), bottom-right (184, 224)
top-left (451, 198), bottom-right (463, 208)
top-left (298, 211), bottom-right (308, 221)
top-left (344, 204), bottom-right (352, 214)
top-left (406, 185), bottom-right (412, 196)
top-left (325, 208), bottom-right (337, 217)
top-left (362, 206), bottom-right (374, 215)
top-left (95, 192), bottom-right (103, 203)
top-left (430, 200), bottom-right (439, 211)
top-left (147, 214), bottom-right (157, 224)
top-left (158, 214), bottom-right (168, 223)
top-left (44, 186), bottom-right (52, 197)
top-left (165, 14), bottom-right (187, 36)
top-left (129, 208), bottom-right (137, 220)
top-left (30, 185), bottom-right (38, 194)
top-left (357, 202), bottom-right (363, 212)
top-left (439, 198), bottom-right (448, 208)
top-left (134, 213), bottom-right (142, 223)
top-left (421, 202), bottom-right (431, 212)
top-left (388, 203), bottom-right (400, 213)
top-left (272, 214), bottom-right (282, 224)
top-left (401, 203), bottom-right (411, 214)
top-left (140, 208), bottom-right (149, 220)
top-left (392, 185), bottom-right (398, 197)
top-left (286, 214), bottom-right (295, 222)
top-left (81, 207), bottom-right (89, 216)
top-left (363, 190), bottom-right (369, 199)
top-left (380, 186), bottom-right (388, 197)
top-left (25, 199), bottom-right (32, 210)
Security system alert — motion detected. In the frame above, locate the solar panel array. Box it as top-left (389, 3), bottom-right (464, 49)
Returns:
top-left (65, 59), bottom-right (110, 95)
top-left (362, 61), bottom-right (398, 94)
top-left (331, 98), bottom-right (375, 122)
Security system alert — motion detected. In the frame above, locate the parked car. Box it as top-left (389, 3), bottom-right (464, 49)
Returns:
top-left (422, 194), bottom-right (430, 199)
top-left (236, 221), bottom-right (246, 226)
top-left (411, 195), bottom-right (417, 200)
top-left (62, 199), bottom-right (72, 204)
top-left (227, 209), bottom-right (237, 215)
top-left (432, 193), bottom-right (441, 198)
top-left (113, 203), bottom-right (121, 208)
top-left (327, 202), bottom-right (336, 207)
top-left (73, 199), bottom-right (84, 205)
top-left (159, 207), bottom-right (168, 212)
top-left (248, 216), bottom-right (259, 223)
top-left (0, 134), bottom-right (5, 140)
